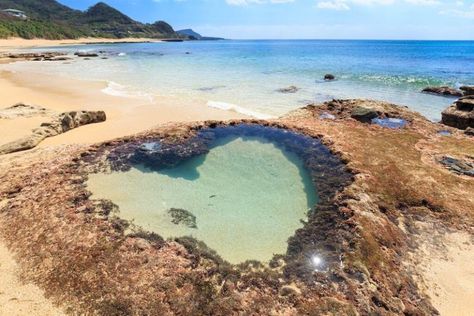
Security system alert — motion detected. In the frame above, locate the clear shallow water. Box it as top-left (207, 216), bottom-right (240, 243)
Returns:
top-left (87, 135), bottom-right (317, 264)
top-left (4, 40), bottom-right (474, 121)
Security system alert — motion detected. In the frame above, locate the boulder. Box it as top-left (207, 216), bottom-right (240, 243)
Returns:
top-left (456, 97), bottom-right (474, 111)
top-left (465, 127), bottom-right (474, 136)
top-left (324, 74), bottom-right (335, 81)
top-left (441, 97), bottom-right (474, 130)
top-left (421, 86), bottom-right (462, 97)
top-left (460, 86), bottom-right (474, 96)
top-left (0, 110), bottom-right (106, 155)
top-left (277, 86), bottom-right (299, 93)
top-left (351, 106), bottom-right (378, 123)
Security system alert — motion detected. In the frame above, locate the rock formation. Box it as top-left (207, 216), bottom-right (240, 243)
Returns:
top-left (350, 106), bottom-right (379, 123)
top-left (422, 86), bottom-right (462, 97)
top-left (324, 74), bottom-right (335, 81)
top-left (460, 85), bottom-right (474, 96)
top-left (0, 110), bottom-right (106, 155)
top-left (74, 52), bottom-right (100, 58)
top-left (442, 96), bottom-right (474, 129)
top-left (0, 99), bottom-right (472, 315)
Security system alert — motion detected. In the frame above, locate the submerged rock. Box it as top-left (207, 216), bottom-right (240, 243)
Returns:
top-left (421, 86), bottom-right (462, 97)
top-left (277, 86), bottom-right (299, 94)
top-left (168, 208), bottom-right (197, 229)
top-left (351, 106), bottom-right (378, 123)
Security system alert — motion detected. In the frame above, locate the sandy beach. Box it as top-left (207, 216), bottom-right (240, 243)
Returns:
top-left (0, 37), bottom-right (164, 50)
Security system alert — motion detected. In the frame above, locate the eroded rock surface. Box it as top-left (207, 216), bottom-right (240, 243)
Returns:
top-left (0, 110), bottom-right (106, 155)
top-left (0, 99), bottom-right (472, 315)
top-left (460, 85), bottom-right (474, 96)
top-left (442, 96), bottom-right (474, 130)
top-left (0, 103), bottom-right (51, 119)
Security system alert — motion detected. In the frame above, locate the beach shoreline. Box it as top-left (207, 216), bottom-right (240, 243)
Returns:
top-left (0, 37), bottom-right (167, 50)
top-left (0, 42), bottom-right (472, 316)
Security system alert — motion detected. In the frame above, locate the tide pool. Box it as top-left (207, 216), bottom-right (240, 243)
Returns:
top-left (87, 135), bottom-right (318, 264)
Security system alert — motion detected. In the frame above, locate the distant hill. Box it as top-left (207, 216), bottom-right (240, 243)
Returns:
top-left (177, 29), bottom-right (224, 41)
top-left (0, 0), bottom-right (178, 39)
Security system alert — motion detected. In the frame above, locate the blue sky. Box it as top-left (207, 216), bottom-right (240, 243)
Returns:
top-left (59, 0), bottom-right (474, 39)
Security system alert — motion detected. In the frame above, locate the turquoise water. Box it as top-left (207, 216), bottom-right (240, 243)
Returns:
top-left (4, 40), bottom-right (474, 121)
top-left (87, 135), bottom-right (317, 264)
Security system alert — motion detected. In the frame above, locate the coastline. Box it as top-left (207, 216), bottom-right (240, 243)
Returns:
top-left (0, 42), bottom-right (472, 315)
top-left (0, 55), bottom-right (245, 315)
top-left (0, 69), bottom-right (246, 148)
top-left (0, 37), bottom-right (165, 50)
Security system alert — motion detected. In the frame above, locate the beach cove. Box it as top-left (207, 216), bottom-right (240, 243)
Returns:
top-left (0, 38), bottom-right (473, 315)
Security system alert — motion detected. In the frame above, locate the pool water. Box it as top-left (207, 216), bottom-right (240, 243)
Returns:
top-left (87, 135), bottom-right (318, 264)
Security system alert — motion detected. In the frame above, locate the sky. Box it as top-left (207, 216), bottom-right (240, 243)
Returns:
top-left (59, 0), bottom-right (474, 39)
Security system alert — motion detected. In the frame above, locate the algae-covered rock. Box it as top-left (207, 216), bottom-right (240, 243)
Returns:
top-left (351, 106), bottom-right (378, 123)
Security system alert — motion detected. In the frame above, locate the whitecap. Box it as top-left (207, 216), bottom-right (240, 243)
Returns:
top-left (207, 101), bottom-right (275, 120)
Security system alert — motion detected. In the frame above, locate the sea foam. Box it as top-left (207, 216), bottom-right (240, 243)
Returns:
top-left (102, 81), bottom-right (154, 102)
top-left (207, 101), bottom-right (275, 120)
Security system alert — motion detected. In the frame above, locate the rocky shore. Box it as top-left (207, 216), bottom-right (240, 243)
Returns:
top-left (0, 104), bottom-right (106, 155)
top-left (441, 86), bottom-right (474, 131)
top-left (0, 99), bottom-right (472, 315)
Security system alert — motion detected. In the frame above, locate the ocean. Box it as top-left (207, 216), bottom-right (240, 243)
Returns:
top-left (5, 40), bottom-right (474, 121)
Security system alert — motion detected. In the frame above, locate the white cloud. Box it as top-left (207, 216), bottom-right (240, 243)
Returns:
top-left (226, 0), bottom-right (294, 5)
top-left (316, 0), bottom-right (395, 10)
top-left (404, 0), bottom-right (440, 5)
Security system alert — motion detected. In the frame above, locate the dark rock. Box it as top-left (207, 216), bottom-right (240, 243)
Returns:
top-left (456, 97), bottom-right (474, 112)
top-left (168, 208), bottom-right (197, 229)
top-left (442, 98), bottom-right (474, 130)
top-left (277, 86), bottom-right (299, 94)
top-left (421, 86), bottom-right (462, 97)
top-left (465, 127), bottom-right (474, 136)
top-left (324, 74), bottom-right (335, 81)
top-left (460, 86), bottom-right (474, 96)
top-left (439, 156), bottom-right (474, 177)
top-left (351, 106), bottom-right (378, 123)
top-left (74, 52), bottom-right (99, 58)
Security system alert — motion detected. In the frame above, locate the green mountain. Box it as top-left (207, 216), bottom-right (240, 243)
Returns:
top-left (0, 0), bottom-right (178, 39)
top-left (177, 29), bottom-right (224, 41)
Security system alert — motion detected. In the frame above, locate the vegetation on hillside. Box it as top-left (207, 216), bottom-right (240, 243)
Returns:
top-left (0, 0), bottom-right (178, 39)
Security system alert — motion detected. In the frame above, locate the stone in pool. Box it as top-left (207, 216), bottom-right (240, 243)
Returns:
top-left (87, 126), bottom-right (343, 264)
